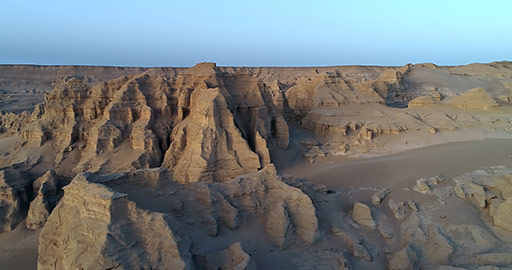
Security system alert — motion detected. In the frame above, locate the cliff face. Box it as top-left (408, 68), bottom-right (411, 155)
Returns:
top-left (1, 63), bottom-right (290, 182)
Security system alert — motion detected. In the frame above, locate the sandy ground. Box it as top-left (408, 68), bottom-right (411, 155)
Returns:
top-left (282, 138), bottom-right (512, 190)
top-left (0, 136), bottom-right (17, 157)
top-left (0, 226), bottom-right (39, 270)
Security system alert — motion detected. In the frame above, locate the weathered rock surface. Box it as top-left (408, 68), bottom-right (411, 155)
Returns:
top-left (408, 95), bottom-right (438, 107)
top-left (38, 174), bottom-right (193, 270)
top-left (413, 175), bottom-right (443, 195)
top-left (329, 214), bottom-right (373, 262)
top-left (25, 170), bottom-right (65, 230)
top-left (371, 188), bottom-right (390, 205)
top-left (388, 245), bottom-right (419, 270)
top-left (211, 165), bottom-right (320, 246)
top-left (161, 85), bottom-right (261, 182)
top-left (1, 63), bottom-right (289, 183)
top-left (449, 88), bottom-right (499, 110)
top-left (0, 168), bottom-right (31, 233)
top-left (453, 166), bottom-right (512, 232)
top-left (352, 202), bottom-right (376, 229)
top-left (197, 242), bottom-right (257, 270)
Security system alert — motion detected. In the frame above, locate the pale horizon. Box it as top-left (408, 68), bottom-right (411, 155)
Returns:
top-left (1, 0), bottom-right (511, 67)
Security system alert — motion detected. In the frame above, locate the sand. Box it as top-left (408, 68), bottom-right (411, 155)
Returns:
top-left (0, 136), bottom-right (17, 156)
top-left (282, 138), bottom-right (512, 189)
top-left (0, 226), bottom-right (39, 270)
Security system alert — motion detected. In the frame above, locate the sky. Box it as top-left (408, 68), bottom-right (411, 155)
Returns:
top-left (0, 0), bottom-right (511, 67)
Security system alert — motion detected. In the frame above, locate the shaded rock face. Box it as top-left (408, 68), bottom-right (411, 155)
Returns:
top-left (25, 170), bottom-right (66, 230)
top-left (0, 168), bottom-right (31, 233)
top-left (196, 242), bottom-right (257, 270)
top-left (38, 174), bottom-right (193, 270)
top-left (211, 165), bottom-right (320, 247)
top-left (37, 165), bottom-right (319, 269)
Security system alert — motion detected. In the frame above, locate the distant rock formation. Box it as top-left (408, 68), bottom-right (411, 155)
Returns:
top-left (448, 87), bottom-right (499, 110)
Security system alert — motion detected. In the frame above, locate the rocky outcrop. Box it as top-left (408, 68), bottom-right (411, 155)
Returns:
top-left (285, 71), bottom-right (385, 118)
top-left (38, 174), bottom-right (193, 270)
top-left (210, 165), bottom-right (320, 247)
top-left (449, 88), bottom-right (499, 110)
top-left (4, 62), bottom-right (512, 269)
top-left (388, 245), bottom-right (419, 270)
top-left (371, 188), bottom-right (391, 205)
top-left (453, 166), bottom-right (512, 232)
top-left (352, 202), bottom-right (376, 229)
top-left (413, 175), bottom-right (444, 195)
top-left (0, 168), bottom-right (31, 233)
top-left (408, 95), bottom-right (438, 107)
top-left (329, 213), bottom-right (373, 262)
top-left (161, 84), bottom-right (261, 183)
top-left (196, 242), bottom-right (257, 270)
top-left (36, 165), bottom-right (319, 269)
top-left (1, 63), bottom-right (290, 184)
top-left (25, 170), bottom-right (65, 230)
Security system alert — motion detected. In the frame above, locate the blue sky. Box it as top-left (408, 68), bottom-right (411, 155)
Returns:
top-left (0, 0), bottom-right (510, 67)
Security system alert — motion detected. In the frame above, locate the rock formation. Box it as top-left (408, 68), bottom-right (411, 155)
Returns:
top-left (38, 173), bottom-right (193, 270)
top-left (1, 62), bottom-right (512, 269)
top-left (351, 202), bottom-right (376, 229)
top-left (196, 242), bottom-right (257, 270)
top-left (448, 87), bottom-right (499, 110)
top-left (25, 170), bottom-right (65, 230)
top-left (0, 168), bottom-right (31, 233)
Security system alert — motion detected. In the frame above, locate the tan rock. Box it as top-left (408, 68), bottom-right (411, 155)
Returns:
top-left (492, 197), bottom-right (512, 232)
top-left (273, 115), bottom-right (289, 150)
top-left (337, 253), bottom-right (351, 270)
top-left (371, 188), bottom-right (391, 205)
top-left (408, 95), bottom-right (438, 107)
top-left (388, 245), bottom-right (418, 270)
top-left (414, 178), bottom-right (432, 194)
top-left (162, 87), bottom-right (261, 183)
top-left (25, 170), bottom-right (64, 230)
top-left (38, 174), bottom-right (193, 270)
top-left (265, 202), bottom-right (293, 248)
top-left (198, 242), bottom-right (257, 270)
top-left (0, 168), bottom-right (31, 233)
top-left (448, 87), bottom-right (499, 110)
top-left (388, 199), bottom-right (408, 220)
top-left (213, 165), bottom-right (320, 246)
top-left (352, 202), bottom-right (376, 229)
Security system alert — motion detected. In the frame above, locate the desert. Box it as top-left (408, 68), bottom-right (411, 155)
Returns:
top-left (1, 61), bottom-right (512, 269)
